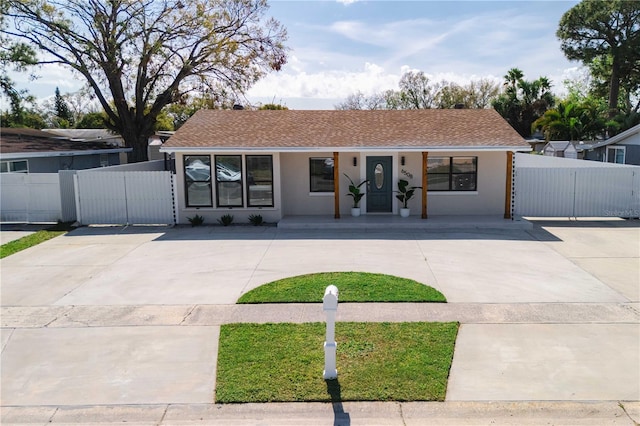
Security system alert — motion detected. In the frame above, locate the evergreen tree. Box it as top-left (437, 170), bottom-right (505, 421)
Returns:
top-left (54, 87), bottom-right (74, 128)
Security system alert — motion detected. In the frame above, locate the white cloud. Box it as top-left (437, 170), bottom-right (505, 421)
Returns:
top-left (336, 0), bottom-right (358, 5)
top-left (248, 62), bottom-right (401, 100)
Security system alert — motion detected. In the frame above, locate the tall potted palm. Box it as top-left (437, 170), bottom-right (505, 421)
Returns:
top-left (395, 179), bottom-right (421, 218)
top-left (344, 174), bottom-right (368, 217)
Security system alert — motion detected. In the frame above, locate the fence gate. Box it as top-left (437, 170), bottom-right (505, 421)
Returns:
top-left (514, 154), bottom-right (640, 218)
top-left (75, 171), bottom-right (175, 225)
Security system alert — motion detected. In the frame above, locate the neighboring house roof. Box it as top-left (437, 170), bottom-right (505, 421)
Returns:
top-left (42, 129), bottom-right (124, 147)
top-left (544, 141), bottom-right (577, 151)
top-left (0, 128), bottom-right (131, 159)
top-left (162, 109), bottom-right (528, 152)
top-left (590, 124), bottom-right (640, 149)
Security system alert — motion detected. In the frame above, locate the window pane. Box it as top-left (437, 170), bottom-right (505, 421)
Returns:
top-left (427, 176), bottom-right (450, 191)
top-left (427, 157), bottom-right (450, 173)
top-left (452, 157), bottom-right (476, 173)
top-left (216, 156), bottom-right (242, 182)
top-left (216, 155), bottom-right (243, 207)
top-left (309, 158), bottom-right (334, 192)
top-left (247, 155), bottom-right (273, 207)
top-left (185, 156), bottom-right (211, 181)
top-left (0, 162), bottom-right (8, 173)
top-left (452, 174), bottom-right (476, 191)
top-left (218, 181), bottom-right (243, 206)
top-left (374, 163), bottom-right (384, 189)
top-left (184, 155), bottom-right (211, 207)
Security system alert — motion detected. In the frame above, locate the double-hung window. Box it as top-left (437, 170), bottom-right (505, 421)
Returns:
top-left (184, 155), bottom-right (274, 208)
top-left (215, 155), bottom-right (243, 207)
top-left (309, 157), bottom-right (335, 192)
top-left (184, 155), bottom-right (212, 207)
top-left (246, 155), bottom-right (274, 207)
top-left (427, 157), bottom-right (477, 191)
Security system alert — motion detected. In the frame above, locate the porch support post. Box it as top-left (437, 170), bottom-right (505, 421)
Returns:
top-left (333, 152), bottom-right (340, 219)
top-left (422, 151), bottom-right (428, 219)
top-left (504, 151), bottom-right (513, 219)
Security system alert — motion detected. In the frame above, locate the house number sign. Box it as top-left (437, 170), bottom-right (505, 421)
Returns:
top-left (401, 169), bottom-right (414, 180)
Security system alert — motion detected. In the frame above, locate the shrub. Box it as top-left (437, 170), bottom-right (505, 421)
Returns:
top-left (248, 214), bottom-right (264, 226)
top-left (217, 214), bottom-right (234, 226)
top-left (188, 214), bottom-right (204, 227)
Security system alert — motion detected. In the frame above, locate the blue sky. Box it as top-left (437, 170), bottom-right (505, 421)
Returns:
top-left (10, 0), bottom-right (583, 110)
top-left (248, 0), bottom-right (583, 108)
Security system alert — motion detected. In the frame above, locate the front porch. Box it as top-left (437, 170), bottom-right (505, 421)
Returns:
top-left (277, 215), bottom-right (532, 231)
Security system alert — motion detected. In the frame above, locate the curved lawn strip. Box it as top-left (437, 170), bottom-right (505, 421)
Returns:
top-left (237, 272), bottom-right (446, 303)
top-left (215, 322), bottom-right (459, 403)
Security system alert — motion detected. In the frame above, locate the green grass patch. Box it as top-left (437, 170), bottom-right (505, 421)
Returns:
top-left (215, 321), bottom-right (459, 403)
top-left (0, 223), bottom-right (74, 259)
top-left (237, 272), bottom-right (446, 303)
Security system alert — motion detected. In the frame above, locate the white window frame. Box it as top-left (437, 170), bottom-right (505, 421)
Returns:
top-left (0, 160), bottom-right (29, 173)
top-left (605, 146), bottom-right (625, 164)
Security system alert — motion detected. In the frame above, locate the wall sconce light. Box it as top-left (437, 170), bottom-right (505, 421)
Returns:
top-left (353, 157), bottom-right (357, 167)
top-left (401, 156), bottom-right (406, 166)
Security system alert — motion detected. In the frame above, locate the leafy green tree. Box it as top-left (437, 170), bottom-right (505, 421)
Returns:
top-left (4, 0), bottom-right (287, 162)
top-left (74, 111), bottom-right (107, 129)
top-left (557, 0), bottom-right (640, 118)
top-left (52, 87), bottom-right (74, 128)
top-left (492, 68), bottom-right (555, 138)
top-left (0, 95), bottom-right (46, 128)
top-left (259, 103), bottom-right (288, 110)
top-left (0, 0), bottom-right (36, 108)
top-left (532, 99), bottom-right (607, 141)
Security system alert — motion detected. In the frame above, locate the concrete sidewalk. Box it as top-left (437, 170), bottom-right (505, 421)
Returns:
top-left (2, 401), bottom-right (639, 425)
top-left (1, 219), bottom-right (639, 424)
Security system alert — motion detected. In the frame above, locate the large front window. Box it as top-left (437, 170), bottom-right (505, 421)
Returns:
top-left (427, 157), bottom-right (477, 191)
top-left (309, 158), bottom-right (334, 192)
top-left (216, 155), bottom-right (243, 207)
top-left (184, 155), bottom-right (212, 207)
top-left (247, 155), bottom-right (274, 207)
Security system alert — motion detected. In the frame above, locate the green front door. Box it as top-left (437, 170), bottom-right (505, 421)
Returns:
top-left (366, 156), bottom-right (392, 213)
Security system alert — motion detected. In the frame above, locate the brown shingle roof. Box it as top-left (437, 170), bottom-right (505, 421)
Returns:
top-left (163, 109), bottom-right (526, 150)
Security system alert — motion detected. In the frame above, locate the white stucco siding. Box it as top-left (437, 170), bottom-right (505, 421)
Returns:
top-left (281, 152), bottom-right (363, 216)
top-left (174, 152), bottom-right (282, 225)
top-left (427, 151), bottom-right (507, 216)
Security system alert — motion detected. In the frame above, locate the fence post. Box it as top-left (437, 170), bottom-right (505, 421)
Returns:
top-left (73, 173), bottom-right (82, 225)
top-left (323, 285), bottom-right (338, 380)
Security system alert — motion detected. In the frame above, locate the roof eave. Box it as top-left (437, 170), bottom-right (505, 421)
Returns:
top-left (161, 145), bottom-right (531, 153)
top-left (0, 148), bottom-right (132, 159)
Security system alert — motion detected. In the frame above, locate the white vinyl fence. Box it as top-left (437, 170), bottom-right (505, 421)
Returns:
top-left (514, 154), bottom-right (640, 218)
top-left (0, 173), bottom-right (62, 222)
top-left (75, 170), bottom-right (175, 225)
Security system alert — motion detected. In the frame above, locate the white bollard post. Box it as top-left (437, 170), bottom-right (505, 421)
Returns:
top-left (323, 285), bottom-right (338, 380)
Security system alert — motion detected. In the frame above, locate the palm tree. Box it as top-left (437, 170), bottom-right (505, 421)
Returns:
top-left (532, 100), bottom-right (607, 141)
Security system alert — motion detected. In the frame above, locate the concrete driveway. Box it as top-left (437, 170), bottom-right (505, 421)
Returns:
top-left (1, 219), bottom-right (639, 423)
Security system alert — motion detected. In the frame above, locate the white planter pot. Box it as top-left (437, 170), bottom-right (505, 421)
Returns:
top-left (351, 208), bottom-right (361, 217)
top-left (400, 208), bottom-right (410, 218)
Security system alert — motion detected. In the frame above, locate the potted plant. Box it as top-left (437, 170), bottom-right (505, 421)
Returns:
top-left (344, 174), bottom-right (368, 217)
top-left (395, 179), bottom-right (421, 218)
